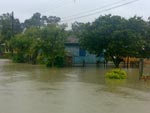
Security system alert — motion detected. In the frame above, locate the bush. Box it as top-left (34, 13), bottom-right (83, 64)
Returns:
top-left (54, 56), bottom-right (65, 67)
top-left (46, 56), bottom-right (65, 67)
top-left (0, 53), bottom-right (11, 59)
top-left (12, 53), bottom-right (26, 63)
top-left (36, 55), bottom-right (45, 64)
top-left (105, 68), bottom-right (127, 79)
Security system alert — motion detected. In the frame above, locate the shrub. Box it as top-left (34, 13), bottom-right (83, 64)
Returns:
top-left (54, 56), bottom-right (65, 67)
top-left (46, 56), bottom-right (65, 67)
top-left (0, 53), bottom-right (11, 59)
top-left (105, 68), bottom-right (127, 79)
top-left (12, 54), bottom-right (26, 63)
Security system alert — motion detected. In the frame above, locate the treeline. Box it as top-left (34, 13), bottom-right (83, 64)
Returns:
top-left (0, 12), bottom-right (150, 67)
top-left (73, 15), bottom-right (150, 67)
top-left (0, 12), bottom-right (67, 67)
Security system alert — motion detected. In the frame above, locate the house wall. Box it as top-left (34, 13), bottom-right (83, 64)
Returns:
top-left (65, 44), bottom-right (98, 64)
top-left (65, 44), bottom-right (79, 56)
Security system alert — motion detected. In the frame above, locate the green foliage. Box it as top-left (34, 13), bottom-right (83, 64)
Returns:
top-left (9, 23), bottom-right (66, 67)
top-left (79, 15), bottom-right (148, 67)
top-left (12, 54), bottom-right (25, 63)
top-left (1, 12), bottom-right (150, 68)
top-left (105, 69), bottom-right (127, 79)
top-left (24, 27), bottom-right (41, 39)
top-left (36, 55), bottom-right (45, 64)
top-left (46, 56), bottom-right (65, 67)
top-left (24, 12), bottom-right (61, 28)
top-left (41, 24), bottom-right (66, 67)
top-left (10, 34), bottom-right (32, 63)
top-left (0, 53), bottom-right (11, 59)
top-left (0, 13), bottom-right (22, 54)
top-left (0, 13), bottom-right (22, 41)
top-left (54, 56), bottom-right (65, 67)
top-left (0, 12), bottom-right (65, 68)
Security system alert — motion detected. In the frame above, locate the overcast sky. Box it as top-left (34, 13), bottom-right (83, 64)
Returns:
top-left (0, 0), bottom-right (149, 24)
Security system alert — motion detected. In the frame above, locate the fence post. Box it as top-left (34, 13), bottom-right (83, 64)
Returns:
top-left (139, 58), bottom-right (144, 79)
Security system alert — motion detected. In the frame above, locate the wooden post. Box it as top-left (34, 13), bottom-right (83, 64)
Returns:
top-left (127, 56), bottom-right (129, 69)
top-left (139, 58), bottom-right (144, 79)
top-left (82, 59), bottom-right (85, 67)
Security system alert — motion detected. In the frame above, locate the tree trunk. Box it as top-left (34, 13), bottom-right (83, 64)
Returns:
top-left (111, 56), bottom-right (122, 68)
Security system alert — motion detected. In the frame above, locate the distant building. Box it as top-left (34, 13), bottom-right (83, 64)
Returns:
top-left (65, 36), bottom-right (103, 66)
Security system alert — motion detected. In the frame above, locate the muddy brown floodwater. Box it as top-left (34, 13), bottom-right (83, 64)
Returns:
top-left (0, 59), bottom-right (150, 113)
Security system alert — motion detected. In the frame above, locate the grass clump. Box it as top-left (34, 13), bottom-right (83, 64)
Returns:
top-left (105, 68), bottom-right (127, 79)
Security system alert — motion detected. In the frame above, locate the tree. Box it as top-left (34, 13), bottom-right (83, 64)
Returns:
top-left (107, 30), bottom-right (144, 67)
top-left (24, 12), bottom-right (61, 28)
top-left (24, 12), bottom-right (41, 28)
top-left (125, 16), bottom-right (148, 59)
top-left (71, 22), bottom-right (90, 36)
top-left (24, 27), bottom-right (41, 39)
top-left (46, 16), bottom-right (61, 24)
top-left (23, 27), bottom-right (42, 64)
top-left (0, 12), bottom-right (22, 55)
top-left (10, 26), bottom-right (42, 64)
top-left (40, 24), bottom-right (66, 67)
top-left (10, 34), bottom-right (32, 63)
top-left (0, 13), bottom-right (22, 42)
top-left (79, 15), bottom-right (147, 67)
top-left (137, 17), bottom-right (150, 58)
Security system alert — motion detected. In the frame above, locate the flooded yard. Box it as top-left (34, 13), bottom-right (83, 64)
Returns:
top-left (0, 59), bottom-right (150, 113)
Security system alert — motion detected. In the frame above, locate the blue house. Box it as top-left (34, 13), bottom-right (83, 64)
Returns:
top-left (65, 37), bottom-right (102, 66)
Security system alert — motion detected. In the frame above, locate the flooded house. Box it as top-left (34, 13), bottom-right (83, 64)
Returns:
top-left (65, 37), bottom-right (103, 66)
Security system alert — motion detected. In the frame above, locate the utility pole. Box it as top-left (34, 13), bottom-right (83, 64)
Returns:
top-left (11, 11), bottom-right (14, 56)
top-left (11, 11), bottom-right (14, 38)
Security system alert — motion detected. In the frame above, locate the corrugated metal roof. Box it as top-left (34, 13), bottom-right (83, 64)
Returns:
top-left (66, 36), bottom-right (79, 44)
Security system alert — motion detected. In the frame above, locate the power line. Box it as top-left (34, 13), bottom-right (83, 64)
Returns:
top-left (61, 0), bottom-right (139, 22)
top-left (61, 0), bottom-right (140, 22)
top-left (50, 0), bottom-right (74, 11)
top-left (62, 0), bottom-right (128, 19)
top-left (51, 0), bottom-right (73, 10)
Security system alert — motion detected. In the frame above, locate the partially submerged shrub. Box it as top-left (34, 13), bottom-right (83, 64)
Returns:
top-left (12, 53), bottom-right (26, 63)
top-left (105, 68), bottom-right (127, 79)
top-left (46, 56), bottom-right (65, 67)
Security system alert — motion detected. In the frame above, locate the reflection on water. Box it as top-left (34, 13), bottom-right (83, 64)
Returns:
top-left (0, 59), bottom-right (150, 113)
